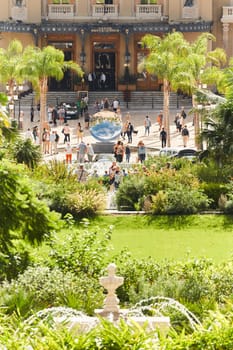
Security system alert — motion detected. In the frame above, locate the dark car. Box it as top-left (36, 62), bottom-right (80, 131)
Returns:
top-left (63, 103), bottom-right (78, 119)
top-left (159, 147), bottom-right (198, 160)
top-left (172, 148), bottom-right (198, 160)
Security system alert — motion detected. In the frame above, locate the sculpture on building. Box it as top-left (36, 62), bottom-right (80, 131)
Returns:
top-left (184, 0), bottom-right (194, 7)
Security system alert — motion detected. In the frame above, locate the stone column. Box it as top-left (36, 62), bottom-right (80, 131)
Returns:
top-left (222, 23), bottom-right (230, 53)
top-left (163, 0), bottom-right (169, 17)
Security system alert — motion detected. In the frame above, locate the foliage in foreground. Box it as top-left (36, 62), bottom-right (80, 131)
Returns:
top-left (0, 160), bottom-right (60, 281)
top-left (1, 219), bottom-right (233, 347)
top-left (1, 309), bottom-right (233, 349)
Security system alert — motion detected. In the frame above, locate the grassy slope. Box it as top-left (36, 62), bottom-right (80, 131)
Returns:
top-left (91, 215), bottom-right (233, 262)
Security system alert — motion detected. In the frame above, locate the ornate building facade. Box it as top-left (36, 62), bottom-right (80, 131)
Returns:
top-left (0, 0), bottom-right (232, 91)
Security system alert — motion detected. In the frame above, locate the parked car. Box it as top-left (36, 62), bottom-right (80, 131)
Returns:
top-left (63, 103), bottom-right (78, 119)
top-left (159, 147), bottom-right (198, 160)
top-left (159, 147), bottom-right (181, 157)
top-left (172, 148), bottom-right (198, 160)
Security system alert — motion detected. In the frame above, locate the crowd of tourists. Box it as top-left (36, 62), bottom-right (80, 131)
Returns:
top-left (23, 92), bottom-right (192, 190)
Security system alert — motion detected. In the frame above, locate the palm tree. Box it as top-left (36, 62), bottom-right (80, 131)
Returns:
top-left (201, 100), bottom-right (233, 166)
top-left (19, 45), bottom-right (83, 144)
top-left (141, 32), bottom-right (226, 147)
top-left (0, 39), bottom-right (24, 120)
top-left (13, 138), bottom-right (42, 169)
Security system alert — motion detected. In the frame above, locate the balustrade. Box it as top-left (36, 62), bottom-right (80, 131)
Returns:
top-left (48, 4), bottom-right (74, 19)
top-left (222, 6), bottom-right (233, 23)
top-left (92, 4), bottom-right (119, 18)
top-left (136, 5), bottom-right (162, 19)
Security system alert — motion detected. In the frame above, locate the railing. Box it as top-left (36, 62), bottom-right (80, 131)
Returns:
top-left (48, 4), bottom-right (74, 19)
top-left (136, 5), bottom-right (162, 19)
top-left (92, 4), bottom-right (118, 18)
top-left (222, 6), bottom-right (233, 22)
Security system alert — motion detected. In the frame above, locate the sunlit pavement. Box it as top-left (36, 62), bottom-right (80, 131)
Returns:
top-left (20, 105), bottom-right (194, 164)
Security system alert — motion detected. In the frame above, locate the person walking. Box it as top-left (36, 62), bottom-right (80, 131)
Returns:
top-left (125, 144), bottom-right (131, 163)
top-left (181, 106), bottom-right (187, 120)
top-left (126, 122), bottom-right (134, 143)
top-left (54, 130), bottom-right (59, 154)
top-left (52, 107), bottom-right (58, 126)
top-left (144, 115), bottom-right (151, 136)
top-left (86, 143), bottom-right (95, 162)
top-left (77, 122), bottom-right (84, 143)
top-left (181, 125), bottom-right (189, 147)
top-left (137, 140), bottom-right (146, 163)
top-left (49, 130), bottom-right (56, 154)
top-left (77, 140), bottom-right (87, 163)
top-left (174, 112), bottom-right (182, 133)
top-left (30, 106), bottom-right (34, 123)
top-left (63, 123), bottom-right (70, 143)
top-left (160, 127), bottom-right (167, 148)
top-left (84, 111), bottom-right (90, 129)
top-left (115, 141), bottom-right (124, 163)
top-left (65, 143), bottom-right (73, 164)
top-left (112, 97), bottom-right (120, 112)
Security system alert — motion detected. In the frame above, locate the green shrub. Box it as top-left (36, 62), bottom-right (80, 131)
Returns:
top-left (65, 188), bottom-right (105, 219)
top-left (148, 185), bottom-right (209, 214)
top-left (163, 313), bottom-right (233, 349)
top-left (33, 161), bottom-right (106, 218)
top-left (12, 138), bottom-right (42, 169)
top-left (115, 175), bottom-right (146, 210)
top-left (48, 223), bottom-right (112, 278)
top-left (0, 266), bottom-right (104, 317)
top-left (200, 182), bottom-right (228, 209)
top-left (194, 160), bottom-right (230, 183)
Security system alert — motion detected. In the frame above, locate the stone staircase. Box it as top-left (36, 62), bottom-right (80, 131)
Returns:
top-left (18, 90), bottom-right (192, 111)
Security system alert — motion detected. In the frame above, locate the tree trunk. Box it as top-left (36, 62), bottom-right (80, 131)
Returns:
top-left (39, 76), bottom-right (48, 148)
top-left (163, 78), bottom-right (171, 147)
top-left (193, 94), bottom-right (200, 149)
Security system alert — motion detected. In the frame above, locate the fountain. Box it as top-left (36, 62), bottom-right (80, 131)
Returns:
top-left (90, 110), bottom-right (122, 154)
top-left (26, 263), bottom-right (202, 336)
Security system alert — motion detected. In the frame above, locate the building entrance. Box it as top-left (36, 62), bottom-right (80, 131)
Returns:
top-left (47, 39), bottom-right (75, 91)
top-left (94, 52), bottom-right (116, 90)
top-left (90, 37), bottom-right (118, 91)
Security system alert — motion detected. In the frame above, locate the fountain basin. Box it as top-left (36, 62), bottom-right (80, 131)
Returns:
top-left (90, 110), bottom-right (122, 142)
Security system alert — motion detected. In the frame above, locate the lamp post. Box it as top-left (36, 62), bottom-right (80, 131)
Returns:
top-left (80, 29), bottom-right (86, 68)
top-left (124, 29), bottom-right (131, 109)
top-left (6, 82), bottom-right (24, 127)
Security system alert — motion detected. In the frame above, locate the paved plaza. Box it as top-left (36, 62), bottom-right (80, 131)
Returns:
top-left (21, 103), bottom-right (195, 164)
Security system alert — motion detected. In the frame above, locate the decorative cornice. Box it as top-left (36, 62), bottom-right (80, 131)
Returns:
top-left (0, 20), bottom-right (213, 35)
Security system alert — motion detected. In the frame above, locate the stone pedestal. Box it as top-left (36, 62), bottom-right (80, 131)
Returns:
top-left (93, 142), bottom-right (115, 154)
top-left (95, 263), bottom-right (124, 321)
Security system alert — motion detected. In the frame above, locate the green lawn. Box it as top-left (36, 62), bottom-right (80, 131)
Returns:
top-left (91, 214), bottom-right (233, 262)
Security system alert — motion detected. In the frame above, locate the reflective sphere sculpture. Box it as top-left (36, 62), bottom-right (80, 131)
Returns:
top-left (90, 111), bottom-right (122, 142)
